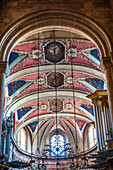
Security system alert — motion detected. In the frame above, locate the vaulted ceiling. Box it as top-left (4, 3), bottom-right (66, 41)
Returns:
top-left (4, 30), bottom-right (106, 152)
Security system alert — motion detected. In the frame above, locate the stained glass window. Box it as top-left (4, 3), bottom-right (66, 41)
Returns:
top-left (50, 134), bottom-right (65, 157)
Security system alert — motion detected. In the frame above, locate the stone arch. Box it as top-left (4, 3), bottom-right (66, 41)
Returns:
top-left (0, 9), bottom-right (112, 63)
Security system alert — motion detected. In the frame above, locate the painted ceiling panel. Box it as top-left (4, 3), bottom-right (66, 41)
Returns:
top-left (81, 104), bottom-right (94, 116)
top-left (69, 41), bottom-right (96, 50)
top-left (17, 107), bottom-right (32, 120)
top-left (85, 78), bottom-right (104, 90)
top-left (7, 71), bottom-right (96, 100)
top-left (10, 40), bottom-right (100, 74)
top-left (9, 52), bottom-right (19, 65)
top-left (69, 118), bottom-right (87, 135)
top-left (90, 48), bottom-right (100, 61)
top-left (7, 80), bottom-right (27, 96)
top-left (13, 42), bottom-right (40, 52)
top-left (76, 119), bottom-right (86, 131)
top-left (28, 121), bottom-right (38, 133)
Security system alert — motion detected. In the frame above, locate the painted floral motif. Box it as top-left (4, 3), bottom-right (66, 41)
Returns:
top-left (66, 103), bottom-right (72, 110)
top-left (41, 104), bottom-right (47, 110)
top-left (68, 47), bottom-right (77, 58)
top-left (32, 49), bottom-right (42, 59)
top-left (37, 77), bottom-right (45, 85)
top-left (67, 76), bottom-right (74, 84)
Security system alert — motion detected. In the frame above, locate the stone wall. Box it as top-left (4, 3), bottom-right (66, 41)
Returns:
top-left (0, 0), bottom-right (113, 45)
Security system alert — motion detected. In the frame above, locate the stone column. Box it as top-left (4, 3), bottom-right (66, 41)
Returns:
top-left (101, 57), bottom-right (113, 136)
top-left (93, 104), bottom-right (101, 150)
top-left (102, 103), bottom-right (108, 141)
top-left (0, 62), bottom-right (7, 152)
top-left (87, 90), bottom-right (109, 151)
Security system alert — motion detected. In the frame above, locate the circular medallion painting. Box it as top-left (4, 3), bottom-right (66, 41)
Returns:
top-left (49, 99), bottom-right (63, 112)
top-left (44, 41), bottom-right (65, 63)
top-left (47, 72), bottom-right (64, 87)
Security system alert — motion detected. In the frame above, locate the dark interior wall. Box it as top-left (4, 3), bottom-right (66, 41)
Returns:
top-left (0, 0), bottom-right (113, 45)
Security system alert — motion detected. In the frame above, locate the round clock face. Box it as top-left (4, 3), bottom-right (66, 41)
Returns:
top-left (45, 41), bottom-right (65, 63)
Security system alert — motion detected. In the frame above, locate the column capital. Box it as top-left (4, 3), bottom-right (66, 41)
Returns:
top-left (100, 57), bottom-right (112, 71)
top-left (0, 61), bottom-right (7, 74)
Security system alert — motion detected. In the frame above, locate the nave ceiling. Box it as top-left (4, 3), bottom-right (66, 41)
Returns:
top-left (4, 30), bottom-right (106, 154)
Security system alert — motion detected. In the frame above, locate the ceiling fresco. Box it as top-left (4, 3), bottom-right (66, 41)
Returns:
top-left (44, 41), bottom-right (65, 63)
top-left (49, 99), bottom-right (63, 112)
top-left (47, 72), bottom-right (64, 87)
top-left (5, 37), bottom-right (106, 151)
top-left (28, 121), bottom-right (38, 133)
top-left (9, 39), bottom-right (100, 73)
top-left (17, 107), bottom-right (32, 120)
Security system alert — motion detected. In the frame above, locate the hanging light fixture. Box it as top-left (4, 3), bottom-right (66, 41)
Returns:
top-left (37, 32), bottom-right (40, 155)
top-left (69, 31), bottom-right (79, 170)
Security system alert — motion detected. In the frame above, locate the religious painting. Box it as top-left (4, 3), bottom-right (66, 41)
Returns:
top-left (28, 121), bottom-right (38, 133)
top-left (49, 99), bottom-right (63, 112)
top-left (85, 78), bottom-right (104, 90)
top-left (90, 48), bottom-right (100, 61)
top-left (9, 52), bottom-right (19, 65)
top-left (17, 107), bottom-right (32, 120)
top-left (44, 41), bottom-right (65, 63)
top-left (47, 72), bottom-right (64, 87)
top-left (81, 104), bottom-right (94, 116)
top-left (76, 120), bottom-right (86, 131)
top-left (7, 80), bottom-right (26, 96)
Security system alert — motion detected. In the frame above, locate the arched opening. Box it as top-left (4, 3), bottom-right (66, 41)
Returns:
top-left (18, 128), bottom-right (27, 151)
top-left (88, 125), bottom-right (97, 148)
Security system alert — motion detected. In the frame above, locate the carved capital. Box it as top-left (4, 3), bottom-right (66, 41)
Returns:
top-left (0, 61), bottom-right (7, 74)
top-left (100, 57), bottom-right (112, 71)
